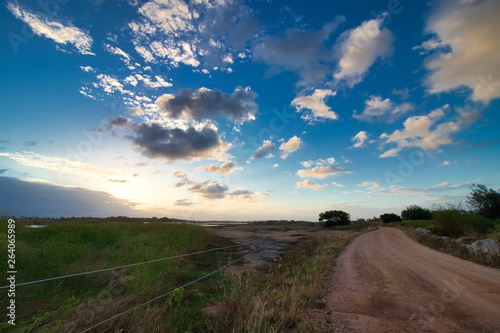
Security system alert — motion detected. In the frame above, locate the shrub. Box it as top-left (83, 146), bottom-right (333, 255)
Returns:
top-left (380, 213), bottom-right (402, 223)
top-left (401, 205), bottom-right (432, 220)
top-left (467, 184), bottom-right (500, 219)
top-left (433, 208), bottom-right (496, 237)
top-left (319, 210), bottom-right (350, 227)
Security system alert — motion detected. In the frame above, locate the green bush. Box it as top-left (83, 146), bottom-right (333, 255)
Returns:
top-left (380, 213), bottom-right (402, 223)
top-left (433, 208), bottom-right (496, 237)
top-left (401, 205), bottom-right (432, 220)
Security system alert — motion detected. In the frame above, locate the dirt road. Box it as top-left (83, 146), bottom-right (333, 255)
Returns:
top-left (326, 228), bottom-right (500, 332)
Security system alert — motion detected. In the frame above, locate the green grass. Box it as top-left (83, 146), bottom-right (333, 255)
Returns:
top-left (0, 219), bottom-right (231, 332)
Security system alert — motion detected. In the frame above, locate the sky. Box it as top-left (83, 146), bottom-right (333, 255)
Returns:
top-left (0, 0), bottom-right (499, 221)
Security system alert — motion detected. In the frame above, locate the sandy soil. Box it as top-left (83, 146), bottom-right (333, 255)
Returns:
top-left (326, 227), bottom-right (500, 332)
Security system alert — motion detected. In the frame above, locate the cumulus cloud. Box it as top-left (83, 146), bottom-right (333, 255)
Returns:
top-left (418, 0), bottom-right (500, 103)
top-left (156, 87), bottom-right (258, 122)
top-left (296, 179), bottom-right (326, 191)
top-left (379, 105), bottom-right (464, 158)
top-left (334, 14), bottom-right (394, 87)
top-left (253, 16), bottom-right (345, 85)
top-left (198, 161), bottom-right (238, 175)
top-left (125, 122), bottom-right (223, 161)
top-left (254, 140), bottom-right (276, 159)
top-left (187, 181), bottom-right (228, 200)
top-left (279, 136), bottom-right (304, 159)
top-left (6, 2), bottom-right (93, 55)
top-left (128, 0), bottom-right (258, 70)
top-left (291, 89), bottom-right (338, 123)
top-left (297, 166), bottom-right (350, 179)
top-left (353, 95), bottom-right (414, 122)
top-left (351, 131), bottom-right (369, 148)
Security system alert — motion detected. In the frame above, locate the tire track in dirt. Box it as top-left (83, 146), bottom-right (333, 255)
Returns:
top-left (326, 227), bottom-right (500, 332)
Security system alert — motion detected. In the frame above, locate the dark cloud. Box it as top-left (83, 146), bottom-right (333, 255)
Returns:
top-left (253, 17), bottom-right (345, 85)
top-left (173, 171), bottom-right (191, 187)
top-left (0, 177), bottom-right (140, 217)
top-left (156, 87), bottom-right (258, 122)
top-left (456, 139), bottom-right (499, 151)
top-left (126, 123), bottom-right (221, 161)
top-left (254, 140), bottom-right (276, 159)
top-left (104, 115), bottom-right (131, 129)
top-left (0, 169), bottom-right (8, 174)
top-left (187, 181), bottom-right (228, 200)
top-left (174, 199), bottom-right (194, 206)
top-left (24, 141), bottom-right (38, 146)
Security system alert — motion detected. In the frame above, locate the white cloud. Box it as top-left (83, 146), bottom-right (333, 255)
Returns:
top-left (254, 140), bottom-right (276, 159)
top-left (197, 161), bottom-right (239, 174)
top-left (419, 0), bottom-right (500, 103)
top-left (359, 181), bottom-right (380, 190)
top-left (296, 179), bottom-right (326, 191)
top-left (273, 163), bottom-right (279, 168)
top-left (334, 13), bottom-right (394, 87)
top-left (379, 105), bottom-right (463, 157)
top-left (351, 131), bottom-right (369, 148)
top-left (7, 2), bottom-right (93, 55)
top-left (279, 136), bottom-right (304, 159)
top-left (353, 95), bottom-right (414, 122)
top-left (291, 89), bottom-right (338, 123)
top-left (297, 166), bottom-right (350, 179)
top-left (330, 182), bottom-right (344, 187)
top-left (435, 182), bottom-right (449, 188)
top-left (0, 151), bottom-right (134, 181)
top-left (104, 44), bottom-right (132, 63)
top-left (441, 160), bottom-right (457, 166)
top-left (80, 66), bottom-right (95, 72)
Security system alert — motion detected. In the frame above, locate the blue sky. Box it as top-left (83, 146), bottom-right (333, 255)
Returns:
top-left (1, 0), bottom-right (499, 220)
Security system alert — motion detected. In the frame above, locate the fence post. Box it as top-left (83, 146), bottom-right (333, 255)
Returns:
top-left (216, 249), bottom-right (222, 283)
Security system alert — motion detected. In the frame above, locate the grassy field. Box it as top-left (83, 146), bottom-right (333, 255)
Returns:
top-left (0, 218), bottom-right (376, 332)
top-left (0, 219), bottom-right (234, 332)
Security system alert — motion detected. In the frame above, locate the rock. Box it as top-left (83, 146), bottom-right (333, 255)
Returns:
top-left (469, 239), bottom-right (500, 254)
top-left (439, 236), bottom-right (450, 240)
top-left (415, 227), bottom-right (431, 234)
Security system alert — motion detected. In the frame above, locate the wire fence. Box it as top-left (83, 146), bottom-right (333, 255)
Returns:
top-left (1, 236), bottom-right (270, 332)
top-left (79, 244), bottom-right (269, 333)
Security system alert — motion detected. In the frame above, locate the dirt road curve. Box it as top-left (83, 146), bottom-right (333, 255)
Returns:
top-left (326, 228), bottom-right (500, 332)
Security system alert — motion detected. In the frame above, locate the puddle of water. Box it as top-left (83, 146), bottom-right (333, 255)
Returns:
top-left (25, 224), bottom-right (47, 228)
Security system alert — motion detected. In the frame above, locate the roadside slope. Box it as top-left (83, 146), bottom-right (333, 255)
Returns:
top-left (326, 227), bottom-right (500, 332)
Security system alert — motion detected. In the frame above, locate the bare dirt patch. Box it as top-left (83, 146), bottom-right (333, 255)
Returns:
top-left (326, 227), bottom-right (500, 332)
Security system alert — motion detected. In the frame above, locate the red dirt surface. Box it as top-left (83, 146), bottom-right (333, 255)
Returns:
top-left (326, 227), bottom-right (500, 332)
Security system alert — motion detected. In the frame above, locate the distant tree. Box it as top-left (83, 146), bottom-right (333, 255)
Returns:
top-left (467, 184), bottom-right (500, 219)
top-left (401, 205), bottom-right (432, 220)
top-left (380, 213), bottom-right (402, 223)
top-left (319, 210), bottom-right (351, 227)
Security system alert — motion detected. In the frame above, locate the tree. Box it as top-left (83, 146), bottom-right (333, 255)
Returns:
top-left (467, 184), bottom-right (500, 219)
top-left (380, 213), bottom-right (402, 223)
top-left (319, 210), bottom-right (350, 227)
top-left (401, 205), bottom-right (432, 220)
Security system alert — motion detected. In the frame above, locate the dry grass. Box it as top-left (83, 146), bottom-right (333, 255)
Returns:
top-left (404, 227), bottom-right (500, 268)
top-left (208, 226), bottom-right (377, 332)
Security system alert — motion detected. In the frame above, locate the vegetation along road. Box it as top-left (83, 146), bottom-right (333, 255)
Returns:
top-left (326, 227), bottom-right (500, 332)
